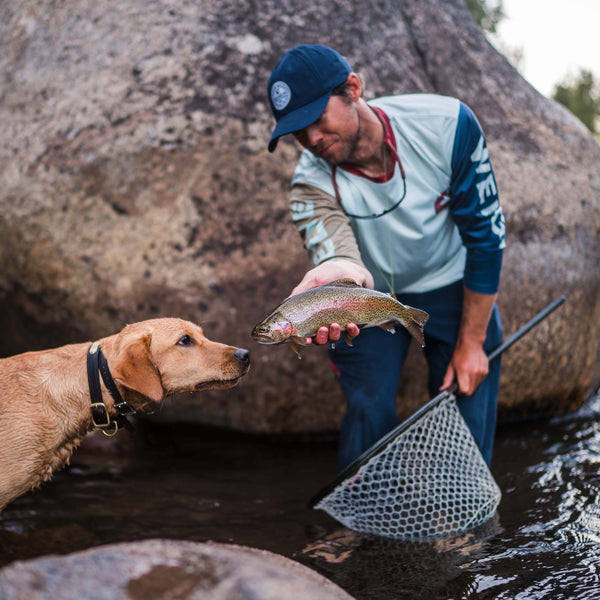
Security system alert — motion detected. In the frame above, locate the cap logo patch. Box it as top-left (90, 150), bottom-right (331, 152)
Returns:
top-left (271, 81), bottom-right (292, 111)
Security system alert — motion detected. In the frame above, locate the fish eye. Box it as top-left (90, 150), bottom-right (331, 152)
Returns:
top-left (177, 334), bottom-right (195, 346)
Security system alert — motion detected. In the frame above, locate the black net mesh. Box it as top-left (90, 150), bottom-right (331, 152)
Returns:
top-left (314, 394), bottom-right (501, 540)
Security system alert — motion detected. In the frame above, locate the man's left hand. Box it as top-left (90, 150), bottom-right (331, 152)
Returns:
top-left (440, 338), bottom-right (489, 396)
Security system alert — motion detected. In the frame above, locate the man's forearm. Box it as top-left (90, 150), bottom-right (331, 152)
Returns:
top-left (440, 286), bottom-right (497, 395)
top-left (457, 287), bottom-right (497, 349)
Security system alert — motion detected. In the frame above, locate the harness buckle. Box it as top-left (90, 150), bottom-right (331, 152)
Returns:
top-left (91, 402), bottom-right (111, 428)
top-left (100, 421), bottom-right (119, 437)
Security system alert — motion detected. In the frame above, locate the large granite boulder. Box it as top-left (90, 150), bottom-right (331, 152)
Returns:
top-left (0, 539), bottom-right (354, 599)
top-left (1, 0), bottom-right (599, 431)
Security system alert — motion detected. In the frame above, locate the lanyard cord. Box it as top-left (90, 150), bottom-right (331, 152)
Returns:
top-left (331, 139), bottom-right (405, 295)
top-left (331, 140), bottom-right (407, 220)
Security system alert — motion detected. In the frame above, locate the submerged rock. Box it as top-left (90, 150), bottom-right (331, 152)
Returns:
top-left (0, 0), bottom-right (599, 431)
top-left (0, 539), bottom-right (354, 599)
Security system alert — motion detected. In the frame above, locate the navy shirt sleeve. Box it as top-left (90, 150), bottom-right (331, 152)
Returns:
top-left (449, 102), bottom-right (506, 294)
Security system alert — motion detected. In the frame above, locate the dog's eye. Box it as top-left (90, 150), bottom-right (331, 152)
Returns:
top-left (177, 335), bottom-right (195, 347)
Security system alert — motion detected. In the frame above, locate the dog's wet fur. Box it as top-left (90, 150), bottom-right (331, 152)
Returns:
top-left (0, 318), bottom-right (250, 511)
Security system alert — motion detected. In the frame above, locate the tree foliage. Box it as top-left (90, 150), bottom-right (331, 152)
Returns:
top-left (552, 70), bottom-right (600, 134)
top-left (464, 0), bottom-right (505, 33)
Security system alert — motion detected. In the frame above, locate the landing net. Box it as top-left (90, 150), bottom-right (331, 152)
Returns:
top-left (311, 392), bottom-right (501, 541)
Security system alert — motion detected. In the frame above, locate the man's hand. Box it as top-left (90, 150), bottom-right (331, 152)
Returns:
top-left (440, 288), bottom-right (496, 396)
top-left (291, 258), bottom-right (374, 295)
top-left (440, 337), bottom-right (489, 396)
top-left (291, 259), bottom-right (372, 345)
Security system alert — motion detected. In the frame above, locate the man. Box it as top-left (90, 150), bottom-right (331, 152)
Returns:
top-left (267, 44), bottom-right (505, 471)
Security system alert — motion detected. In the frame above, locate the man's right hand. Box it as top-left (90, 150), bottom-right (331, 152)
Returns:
top-left (291, 258), bottom-right (374, 295)
top-left (290, 259), bottom-right (372, 346)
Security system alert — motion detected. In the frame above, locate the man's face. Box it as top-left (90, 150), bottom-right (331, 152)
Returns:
top-left (293, 94), bottom-right (360, 166)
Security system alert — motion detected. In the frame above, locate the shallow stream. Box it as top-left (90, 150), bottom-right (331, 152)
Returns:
top-left (2, 394), bottom-right (600, 599)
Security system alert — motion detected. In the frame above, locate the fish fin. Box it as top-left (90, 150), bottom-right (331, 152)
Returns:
top-left (342, 331), bottom-right (354, 347)
top-left (342, 321), bottom-right (370, 345)
top-left (290, 340), bottom-right (302, 359)
top-left (403, 306), bottom-right (430, 348)
top-left (323, 278), bottom-right (362, 289)
top-left (378, 320), bottom-right (397, 333)
top-left (290, 336), bottom-right (310, 358)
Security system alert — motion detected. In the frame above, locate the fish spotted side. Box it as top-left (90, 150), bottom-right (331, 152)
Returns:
top-left (252, 279), bottom-right (429, 356)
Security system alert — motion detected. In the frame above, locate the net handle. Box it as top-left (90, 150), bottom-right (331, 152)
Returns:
top-left (308, 295), bottom-right (566, 509)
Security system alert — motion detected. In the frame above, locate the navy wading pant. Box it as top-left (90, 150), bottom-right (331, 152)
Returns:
top-left (328, 280), bottom-right (503, 472)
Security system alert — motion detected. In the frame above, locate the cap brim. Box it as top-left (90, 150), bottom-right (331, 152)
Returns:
top-left (268, 91), bottom-right (332, 152)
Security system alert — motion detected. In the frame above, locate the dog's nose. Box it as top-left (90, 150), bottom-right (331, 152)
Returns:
top-left (234, 348), bottom-right (250, 365)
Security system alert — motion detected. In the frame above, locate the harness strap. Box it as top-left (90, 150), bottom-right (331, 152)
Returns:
top-left (98, 351), bottom-right (135, 415)
top-left (87, 342), bottom-right (134, 436)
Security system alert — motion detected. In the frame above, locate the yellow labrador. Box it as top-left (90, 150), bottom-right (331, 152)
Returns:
top-left (0, 318), bottom-right (250, 511)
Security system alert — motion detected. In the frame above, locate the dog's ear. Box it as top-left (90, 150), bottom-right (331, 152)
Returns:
top-left (111, 333), bottom-right (164, 403)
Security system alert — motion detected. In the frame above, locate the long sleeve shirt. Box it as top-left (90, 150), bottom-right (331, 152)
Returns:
top-left (290, 94), bottom-right (505, 294)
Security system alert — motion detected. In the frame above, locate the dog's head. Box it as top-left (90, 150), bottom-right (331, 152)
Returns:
top-left (107, 318), bottom-right (250, 412)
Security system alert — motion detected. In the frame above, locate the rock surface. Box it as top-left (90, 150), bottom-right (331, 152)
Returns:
top-left (1, 0), bottom-right (599, 432)
top-left (0, 539), bottom-right (354, 599)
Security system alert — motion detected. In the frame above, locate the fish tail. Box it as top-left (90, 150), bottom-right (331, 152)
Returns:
top-left (401, 306), bottom-right (429, 348)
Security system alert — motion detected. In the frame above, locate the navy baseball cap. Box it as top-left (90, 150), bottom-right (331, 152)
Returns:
top-left (267, 44), bottom-right (352, 152)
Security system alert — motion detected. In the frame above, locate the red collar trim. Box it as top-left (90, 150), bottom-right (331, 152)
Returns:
top-left (339, 106), bottom-right (398, 183)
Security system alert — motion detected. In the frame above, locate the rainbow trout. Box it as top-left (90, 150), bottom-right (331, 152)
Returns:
top-left (252, 279), bottom-right (429, 356)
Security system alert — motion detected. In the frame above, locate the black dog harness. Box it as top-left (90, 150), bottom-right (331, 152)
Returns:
top-left (87, 341), bottom-right (136, 436)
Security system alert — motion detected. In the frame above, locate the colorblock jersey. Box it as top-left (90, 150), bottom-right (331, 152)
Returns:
top-left (290, 94), bottom-right (505, 294)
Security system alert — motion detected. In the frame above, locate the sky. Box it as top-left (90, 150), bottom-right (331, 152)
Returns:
top-left (493, 0), bottom-right (600, 97)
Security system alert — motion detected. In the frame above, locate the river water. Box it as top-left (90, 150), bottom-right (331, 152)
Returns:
top-left (2, 393), bottom-right (600, 599)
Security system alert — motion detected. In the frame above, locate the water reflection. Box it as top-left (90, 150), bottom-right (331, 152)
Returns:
top-left (1, 395), bottom-right (600, 599)
top-left (466, 394), bottom-right (600, 600)
top-left (297, 517), bottom-right (501, 599)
